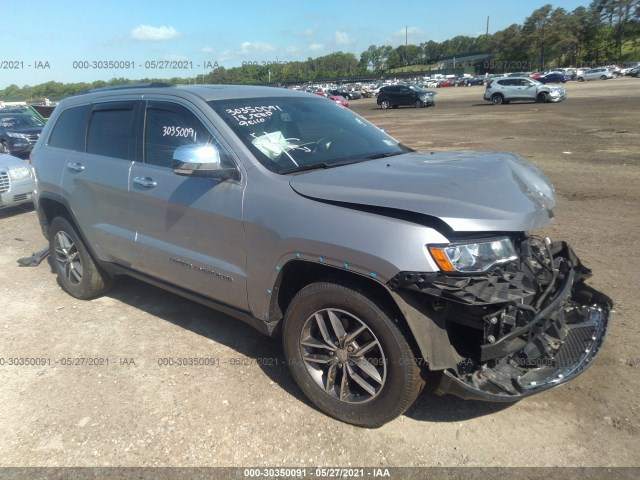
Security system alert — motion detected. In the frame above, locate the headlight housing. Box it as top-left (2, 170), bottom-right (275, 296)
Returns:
top-left (428, 237), bottom-right (518, 273)
top-left (9, 166), bottom-right (32, 180)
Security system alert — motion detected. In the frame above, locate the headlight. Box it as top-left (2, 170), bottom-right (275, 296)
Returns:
top-left (6, 132), bottom-right (29, 139)
top-left (9, 166), bottom-right (32, 180)
top-left (428, 238), bottom-right (517, 273)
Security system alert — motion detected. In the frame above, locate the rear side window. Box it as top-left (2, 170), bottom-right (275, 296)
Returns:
top-left (48, 105), bottom-right (91, 151)
top-left (87, 102), bottom-right (135, 160)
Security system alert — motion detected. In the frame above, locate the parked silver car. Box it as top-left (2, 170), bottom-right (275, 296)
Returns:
top-left (576, 67), bottom-right (614, 81)
top-left (31, 83), bottom-right (610, 427)
top-left (484, 77), bottom-right (566, 104)
top-left (0, 154), bottom-right (35, 209)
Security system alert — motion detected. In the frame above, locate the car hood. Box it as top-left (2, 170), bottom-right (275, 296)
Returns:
top-left (0, 154), bottom-right (31, 170)
top-left (289, 151), bottom-right (556, 232)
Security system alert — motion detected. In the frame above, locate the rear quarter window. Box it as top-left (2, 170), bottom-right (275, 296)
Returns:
top-left (47, 104), bottom-right (91, 151)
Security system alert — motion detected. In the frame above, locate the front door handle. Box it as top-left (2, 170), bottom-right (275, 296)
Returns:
top-left (67, 162), bottom-right (85, 172)
top-left (133, 176), bottom-right (157, 188)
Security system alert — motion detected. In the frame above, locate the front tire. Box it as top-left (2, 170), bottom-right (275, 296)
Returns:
top-left (49, 216), bottom-right (113, 299)
top-left (0, 141), bottom-right (10, 155)
top-left (282, 281), bottom-right (424, 427)
top-left (536, 92), bottom-right (547, 103)
top-left (414, 99), bottom-right (423, 108)
top-left (380, 99), bottom-right (390, 109)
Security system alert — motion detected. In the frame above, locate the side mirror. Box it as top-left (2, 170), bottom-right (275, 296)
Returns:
top-left (172, 144), bottom-right (234, 180)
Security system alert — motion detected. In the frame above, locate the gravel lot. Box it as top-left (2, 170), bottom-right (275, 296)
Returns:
top-left (1, 77), bottom-right (638, 469)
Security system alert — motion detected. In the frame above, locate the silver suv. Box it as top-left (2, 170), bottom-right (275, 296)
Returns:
top-left (31, 84), bottom-right (610, 427)
top-left (484, 77), bottom-right (566, 104)
top-left (576, 67), bottom-right (614, 81)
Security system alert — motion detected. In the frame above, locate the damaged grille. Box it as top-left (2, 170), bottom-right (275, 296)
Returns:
top-left (556, 323), bottom-right (598, 368)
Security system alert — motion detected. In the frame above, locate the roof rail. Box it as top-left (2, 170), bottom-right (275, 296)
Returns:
top-left (84, 82), bottom-right (176, 94)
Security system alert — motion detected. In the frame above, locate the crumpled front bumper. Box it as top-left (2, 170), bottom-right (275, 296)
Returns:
top-left (435, 288), bottom-right (609, 402)
top-left (389, 238), bottom-right (611, 402)
top-left (548, 91), bottom-right (567, 103)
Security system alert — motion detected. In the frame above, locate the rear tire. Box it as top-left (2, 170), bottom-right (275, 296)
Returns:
top-left (49, 216), bottom-right (113, 299)
top-left (282, 281), bottom-right (424, 427)
top-left (600, 75), bottom-right (607, 80)
top-left (0, 141), bottom-right (10, 155)
top-left (491, 94), bottom-right (504, 105)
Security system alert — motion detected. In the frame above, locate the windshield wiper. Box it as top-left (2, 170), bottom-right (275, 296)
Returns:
top-left (280, 159), bottom-right (362, 174)
top-left (280, 162), bottom-right (335, 174)
top-left (365, 151), bottom-right (406, 160)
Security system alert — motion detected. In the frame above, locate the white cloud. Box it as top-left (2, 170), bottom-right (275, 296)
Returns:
top-left (238, 41), bottom-right (275, 56)
top-left (334, 31), bottom-right (351, 45)
top-left (131, 25), bottom-right (181, 41)
top-left (201, 46), bottom-right (214, 53)
top-left (309, 43), bottom-right (324, 52)
top-left (219, 41), bottom-right (275, 62)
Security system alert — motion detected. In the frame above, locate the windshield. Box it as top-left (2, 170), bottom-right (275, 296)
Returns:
top-left (0, 114), bottom-right (44, 128)
top-left (209, 95), bottom-right (410, 174)
top-left (409, 84), bottom-right (426, 93)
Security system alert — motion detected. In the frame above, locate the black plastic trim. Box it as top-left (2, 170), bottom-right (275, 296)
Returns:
top-left (101, 263), bottom-right (276, 336)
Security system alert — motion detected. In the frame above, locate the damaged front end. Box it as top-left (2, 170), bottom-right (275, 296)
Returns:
top-left (389, 236), bottom-right (612, 401)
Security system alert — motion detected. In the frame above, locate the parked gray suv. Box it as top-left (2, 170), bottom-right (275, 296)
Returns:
top-left (484, 77), bottom-right (566, 104)
top-left (31, 84), bottom-right (610, 427)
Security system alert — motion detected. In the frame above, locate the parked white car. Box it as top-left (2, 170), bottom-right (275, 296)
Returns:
top-left (0, 154), bottom-right (34, 209)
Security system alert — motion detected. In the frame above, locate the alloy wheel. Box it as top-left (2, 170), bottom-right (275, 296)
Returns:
top-left (54, 231), bottom-right (83, 286)
top-left (300, 308), bottom-right (386, 403)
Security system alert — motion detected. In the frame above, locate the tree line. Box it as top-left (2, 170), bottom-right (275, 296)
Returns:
top-left (2, 1), bottom-right (638, 101)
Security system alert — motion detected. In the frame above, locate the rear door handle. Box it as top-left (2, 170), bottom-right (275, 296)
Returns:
top-left (133, 176), bottom-right (157, 188)
top-left (67, 162), bottom-right (85, 172)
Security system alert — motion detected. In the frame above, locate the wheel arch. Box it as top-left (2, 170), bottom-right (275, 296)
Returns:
top-left (37, 194), bottom-right (75, 237)
top-left (267, 260), bottom-right (430, 368)
top-left (36, 194), bottom-right (100, 262)
top-left (269, 261), bottom-right (402, 331)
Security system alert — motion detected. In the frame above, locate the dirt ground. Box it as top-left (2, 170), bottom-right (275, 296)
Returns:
top-left (0, 78), bottom-right (638, 469)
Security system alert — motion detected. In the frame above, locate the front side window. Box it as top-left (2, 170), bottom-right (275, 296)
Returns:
top-left (144, 102), bottom-right (232, 169)
top-left (209, 96), bottom-right (411, 174)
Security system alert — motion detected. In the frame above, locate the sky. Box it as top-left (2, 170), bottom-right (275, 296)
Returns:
top-left (1, 0), bottom-right (590, 89)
